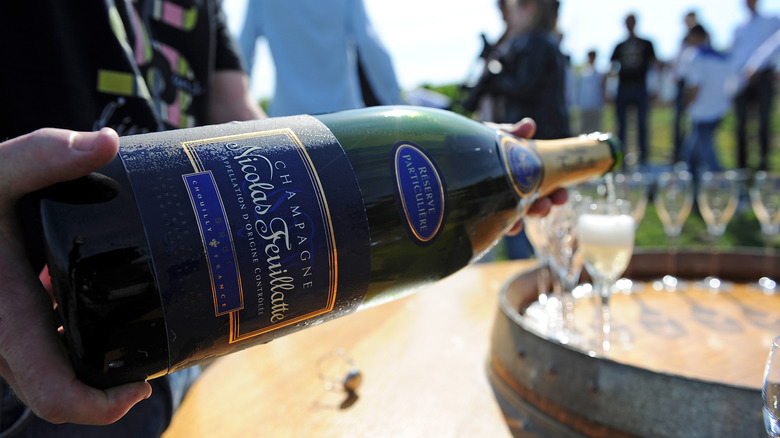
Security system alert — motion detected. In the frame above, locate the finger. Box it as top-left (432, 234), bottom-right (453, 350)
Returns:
top-left (0, 128), bottom-right (119, 204)
top-left (0, 256), bottom-right (153, 424)
top-left (0, 281), bottom-right (152, 425)
top-left (506, 221), bottom-right (524, 236)
top-left (547, 188), bottom-right (569, 206)
top-left (527, 197), bottom-right (554, 217)
top-left (526, 188), bottom-right (569, 218)
top-left (507, 117), bottom-right (537, 139)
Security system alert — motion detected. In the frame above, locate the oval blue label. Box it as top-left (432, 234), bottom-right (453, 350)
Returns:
top-left (392, 142), bottom-right (447, 245)
top-left (500, 135), bottom-right (542, 196)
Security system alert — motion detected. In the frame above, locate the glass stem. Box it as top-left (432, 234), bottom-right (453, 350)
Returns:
top-left (548, 269), bottom-right (564, 336)
top-left (537, 260), bottom-right (550, 300)
top-left (561, 279), bottom-right (575, 339)
top-left (599, 280), bottom-right (611, 352)
top-left (764, 233), bottom-right (776, 280)
top-left (667, 233), bottom-right (679, 279)
top-left (710, 235), bottom-right (722, 281)
top-left (759, 233), bottom-right (778, 292)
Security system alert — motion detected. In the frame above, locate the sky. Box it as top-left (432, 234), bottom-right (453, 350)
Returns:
top-left (223, 0), bottom-right (780, 101)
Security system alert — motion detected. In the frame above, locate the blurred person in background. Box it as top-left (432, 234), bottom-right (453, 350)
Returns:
top-left (678, 25), bottom-right (731, 176)
top-left (671, 10), bottom-right (700, 163)
top-left (574, 49), bottom-right (606, 134)
top-left (472, 0), bottom-right (569, 138)
top-left (239, 0), bottom-right (402, 116)
top-left (609, 13), bottom-right (658, 168)
top-left (463, 0), bottom-right (569, 260)
top-left (728, 0), bottom-right (780, 171)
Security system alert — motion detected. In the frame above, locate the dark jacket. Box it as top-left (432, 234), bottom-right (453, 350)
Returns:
top-left (484, 30), bottom-right (570, 139)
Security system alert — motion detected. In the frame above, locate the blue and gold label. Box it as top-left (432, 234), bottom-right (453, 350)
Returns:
top-left (499, 134), bottom-right (543, 197)
top-left (392, 142), bottom-right (447, 246)
top-left (117, 116), bottom-right (371, 368)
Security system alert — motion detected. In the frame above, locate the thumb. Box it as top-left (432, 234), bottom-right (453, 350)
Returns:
top-left (0, 128), bottom-right (119, 202)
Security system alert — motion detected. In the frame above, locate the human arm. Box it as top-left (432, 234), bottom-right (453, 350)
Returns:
top-left (208, 70), bottom-right (267, 124)
top-left (348, 0), bottom-right (402, 105)
top-left (680, 50), bottom-right (701, 109)
top-left (209, 0), bottom-right (266, 123)
top-left (0, 128), bottom-right (152, 425)
top-left (682, 84), bottom-right (700, 108)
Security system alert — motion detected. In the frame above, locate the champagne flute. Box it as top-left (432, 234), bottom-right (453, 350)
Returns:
top-left (750, 171), bottom-right (780, 293)
top-left (577, 199), bottom-right (635, 352)
top-left (696, 170), bottom-right (740, 292)
top-left (654, 170), bottom-right (694, 291)
top-left (613, 171), bottom-right (652, 293)
top-left (614, 171), bottom-right (651, 226)
top-left (524, 215), bottom-right (555, 322)
top-left (764, 335), bottom-right (780, 437)
top-left (546, 197), bottom-right (586, 341)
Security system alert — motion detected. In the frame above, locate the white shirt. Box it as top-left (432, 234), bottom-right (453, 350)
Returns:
top-left (575, 65), bottom-right (604, 111)
top-left (239, 0), bottom-right (402, 116)
top-left (682, 46), bottom-right (732, 122)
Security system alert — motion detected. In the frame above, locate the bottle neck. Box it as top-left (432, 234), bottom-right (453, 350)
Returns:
top-left (499, 132), bottom-right (620, 200)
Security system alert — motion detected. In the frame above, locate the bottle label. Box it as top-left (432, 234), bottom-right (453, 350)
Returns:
top-left (392, 142), bottom-right (447, 246)
top-left (118, 116), bottom-right (371, 366)
top-left (499, 134), bottom-right (543, 197)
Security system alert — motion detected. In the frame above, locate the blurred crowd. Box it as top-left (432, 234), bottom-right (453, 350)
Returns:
top-left (233, 0), bottom-right (780, 177)
top-left (459, 0), bottom-right (780, 176)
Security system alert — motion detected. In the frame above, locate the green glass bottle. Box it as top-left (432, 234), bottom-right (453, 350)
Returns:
top-left (37, 106), bottom-right (620, 388)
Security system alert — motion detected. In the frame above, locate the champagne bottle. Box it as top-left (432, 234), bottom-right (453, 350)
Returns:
top-left (37, 106), bottom-right (620, 388)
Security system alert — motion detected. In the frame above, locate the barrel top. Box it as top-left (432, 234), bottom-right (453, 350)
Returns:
top-left (505, 250), bottom-right (780, 389)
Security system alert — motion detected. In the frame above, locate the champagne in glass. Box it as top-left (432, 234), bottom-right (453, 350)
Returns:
top-left (654, 170), bottom-right (694, 291)
top-left (750, 171), bottom-right (780, 292)
top-left (696, 170), bottom-right (740, 292)
top-left (577, 200), bottom-right (635, 351)
top-left (613, 171), bottom-right (651, 293)
top-left (764, 335), bottom-right (780, 437)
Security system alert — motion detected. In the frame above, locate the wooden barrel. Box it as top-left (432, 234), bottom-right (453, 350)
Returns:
top-left (488, 249), bottom-right (780, 438)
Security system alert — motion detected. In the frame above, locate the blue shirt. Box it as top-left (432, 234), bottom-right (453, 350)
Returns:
top-left (239, 0), bottom-right (402, 116)
top-left (730, 11), bottom-right (780, 72)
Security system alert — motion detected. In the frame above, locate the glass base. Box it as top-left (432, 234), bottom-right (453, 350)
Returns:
top-left (694, 276), bottom-right (734, 293)
top-left (752, 276), bottom-right (778, 294)
top-left (651, 275), bottom-right (689, 292)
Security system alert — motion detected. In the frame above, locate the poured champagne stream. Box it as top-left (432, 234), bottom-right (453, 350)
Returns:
top-left (37, 106), bottom-right (620, 387)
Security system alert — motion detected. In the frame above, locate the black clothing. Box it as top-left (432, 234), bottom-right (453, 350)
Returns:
top-left (0, 0), bottom-right (244, 141)
top-left (610, 36), bottom-right (656, 89)
top-left (483, 31), bottom-right (570, 139)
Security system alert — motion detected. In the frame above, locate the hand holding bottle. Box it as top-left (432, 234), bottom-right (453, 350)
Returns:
top-left (0, 128), bottom-right (151, 425)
